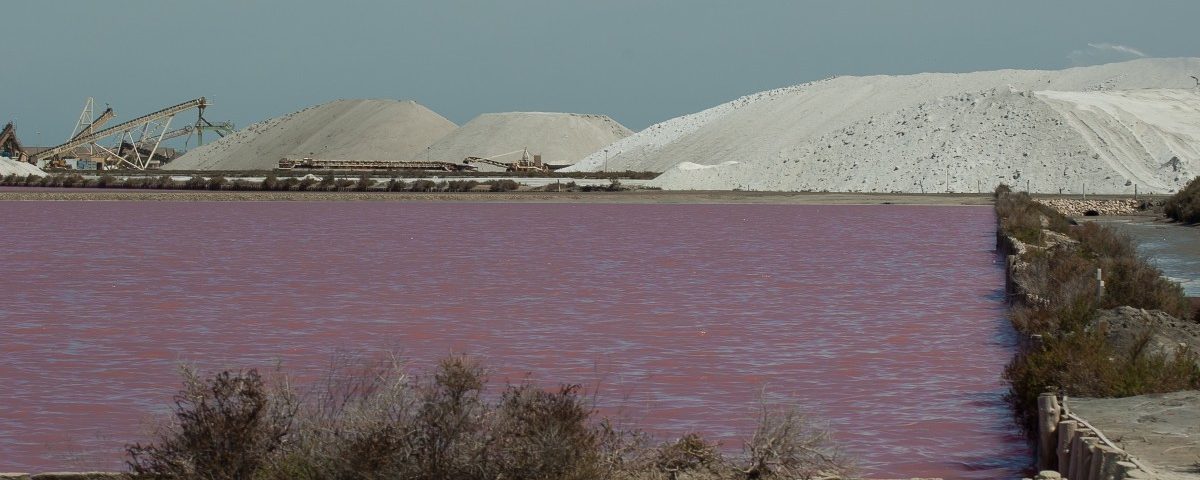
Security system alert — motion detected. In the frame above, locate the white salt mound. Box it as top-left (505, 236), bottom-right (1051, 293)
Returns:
top-left (165, 99), bottom-right (457, 170)
top-left (0, 156), bottom-right (47, 177)
top-left (416, 112), bottom-right (632, 171)
top-left (576, 58), bottom-right (1200, 194)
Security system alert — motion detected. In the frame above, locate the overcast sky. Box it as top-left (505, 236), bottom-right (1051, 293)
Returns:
top-left (3, 0), bottom-right (1199, 144)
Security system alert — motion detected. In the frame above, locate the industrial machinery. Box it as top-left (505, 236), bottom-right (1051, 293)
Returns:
top-left (277, 157), bottom-right (476, 172)
top-left (33, 97), bottom-right (224, 170)
top-left (0, 122), bottom-right (28, 162)
top-left (69, 98), bottom-right (115, 144)
top-left (463, 148), bottom-right (551, 172)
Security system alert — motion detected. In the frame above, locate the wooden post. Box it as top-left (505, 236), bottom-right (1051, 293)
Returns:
top-left (1114, 461), bottom-right (1140, 479)
top-left (1086, 438), bottom-right (1104, 480)
top-left (1072, 434), bottom-right (1095, 480)
top-left (1096, 446), bottom-right (1121, 480)
top-left (1057, 420), bottom-right (1077, 478)
top-left (1070, 434), bottom-right (1083, 479)
top-left (1096, 269), bottom-right (1104, 301)
top-left (1038, 393), bottom-right (1061, 470)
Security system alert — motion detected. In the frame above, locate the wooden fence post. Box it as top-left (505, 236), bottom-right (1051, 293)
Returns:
top-left (1057, 420), bottom-right (1077, 478)
top-left (1038, 393), bottom-right (1061, 470)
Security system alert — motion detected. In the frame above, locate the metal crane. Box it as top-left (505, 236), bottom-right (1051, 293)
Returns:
top-left (71, 107), bottom-right (115, 140)
top-left (32, 97), bottom-right (208, 170)
top-left (0, 122), bottom-right (28, 162)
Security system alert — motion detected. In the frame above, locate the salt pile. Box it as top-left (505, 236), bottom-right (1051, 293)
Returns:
top-left (416, 112), bottom-right (632, 171)
top-left (165, 99), bottom-right (457, 170)
top-left (572, 58), bottom-right (1200, 194)
top-left (0, 156), bottom-right (47, 177)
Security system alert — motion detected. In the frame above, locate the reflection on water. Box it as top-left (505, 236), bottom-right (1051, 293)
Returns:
top-left (0, 202), bottom-right (1029, 477)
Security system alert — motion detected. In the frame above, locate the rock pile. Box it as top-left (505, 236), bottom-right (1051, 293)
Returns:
top-left (1037, 198), bottom-right (1144, 216)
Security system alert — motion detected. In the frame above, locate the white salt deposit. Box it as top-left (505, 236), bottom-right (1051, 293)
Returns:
top-left (416, 112), bottom-right (632, 171)
top-left (561, 78), bottom-right (833, 173)
top-left (575, 58), bottom-right (1200, 194)
top-left (165, 99), bottom-right (456, 170)
top-left (0, 156), bottom-right (47, 177)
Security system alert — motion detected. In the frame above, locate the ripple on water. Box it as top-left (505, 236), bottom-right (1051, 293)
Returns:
top-left (0, 202), bottom-right (1029, 477)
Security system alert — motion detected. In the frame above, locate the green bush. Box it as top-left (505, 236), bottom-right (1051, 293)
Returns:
top-left (184, 176), bottom-right (207, 189)
top-left (488, 179), bottom-right (520, 192)
top-left (297, 176), bottom-right (318, 191)
top-left (446, 180), bottom-right (479, 192)
top-left (353, 174), bottom-right (374, 192)
top-left (317, 173), bottom-right (336, 191)
top-left (207, 175), bottom-right (228, 191)
top-left (279, 177), bottom-right (300, 191)
top-left (385, 178), bottom-right (409, 192)
top-left (1164, 176), bottom-right (1200, 223)
top-left (996, 191), bottom-right (1200, 433)
top-left (410, 179), bottom-right (437, 192)
top-left (1005, 331), bottom-right (1199, 431)
top-left (122, 177), bottom-right (147, 189)
top-left (153, 175), bottom-right (176, 189)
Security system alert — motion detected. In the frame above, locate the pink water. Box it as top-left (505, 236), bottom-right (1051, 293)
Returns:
top-left (0, 201), bottom-right (1029, 477)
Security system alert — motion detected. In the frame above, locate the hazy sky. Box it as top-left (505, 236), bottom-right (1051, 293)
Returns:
top-left (3, 0), bottom-right (1199, 144)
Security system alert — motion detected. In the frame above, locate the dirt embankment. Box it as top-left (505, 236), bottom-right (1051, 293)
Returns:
top-left (993, 193), bottom-right (1200, 477)
top-left (0, 189), bottom-right (994, 205)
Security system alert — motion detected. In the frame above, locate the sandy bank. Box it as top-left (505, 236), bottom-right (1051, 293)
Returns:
top-left (1069, 392), bottom-right (1200, 479)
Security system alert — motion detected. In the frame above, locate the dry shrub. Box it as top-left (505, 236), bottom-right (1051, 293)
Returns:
top-left (739, 405), bottom-right (855, 480)
top-left (128, 368), bottom-right (296, 479)
top-left (485, 383), bottom-right (610, 480)
top-left (129, 356), bottom-right (857, 480)
top-left (649, 433), bottom-right (723, 478)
